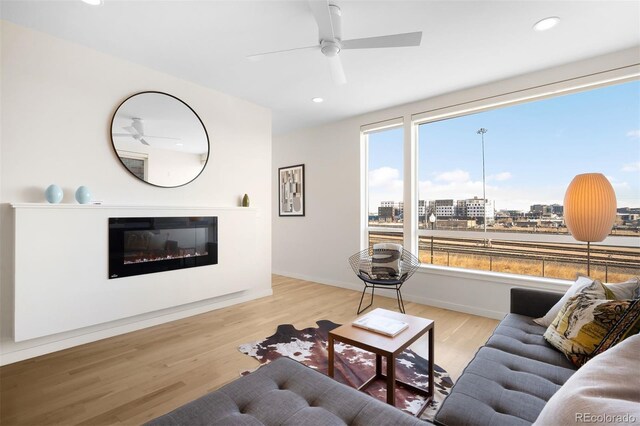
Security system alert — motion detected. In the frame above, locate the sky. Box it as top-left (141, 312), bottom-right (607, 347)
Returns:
top-left (368, 80), bottom-right (640, 213)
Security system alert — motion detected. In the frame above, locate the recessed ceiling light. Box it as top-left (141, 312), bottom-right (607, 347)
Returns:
top-left (175, 143), bottom-right (184, 147)
top-left (312, 97), bottom-right (324, 103)
top-left (533, 17), bottom-right (560, 32)
top-left (81, 0), bottom-right (103, 5)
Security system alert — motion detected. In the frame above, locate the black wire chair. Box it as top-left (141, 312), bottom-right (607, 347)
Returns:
top-left (348, 246), bottom-right (421, 314)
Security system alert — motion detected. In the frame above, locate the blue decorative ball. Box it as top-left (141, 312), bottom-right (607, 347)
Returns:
top-left (45, 184), bottom-right (63, 204)
top-left (75, 186), bottom-right (92, 204)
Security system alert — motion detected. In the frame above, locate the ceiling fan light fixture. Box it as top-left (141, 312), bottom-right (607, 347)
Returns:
top-left (533, 16), bottom-right (560, 32)
top-left (81, 0), bottom-right (103, 5)
top-left (312, 97), bottom-right (324, 103)
top-left (320, 40), bottom-right (341, 57)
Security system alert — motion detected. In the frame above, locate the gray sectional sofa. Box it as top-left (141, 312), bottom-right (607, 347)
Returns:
top-left (434, 287), bottom-right (574, 426)
top-left (149, 287), bottom-right (575, 426)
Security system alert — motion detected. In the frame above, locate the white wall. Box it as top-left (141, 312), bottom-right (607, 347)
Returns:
top-left (146, 149), bottom-right (202, 187)
top-left (272, 47), bottom-right (640, 319)
top-left (0, 22), bottom-right (272, 364)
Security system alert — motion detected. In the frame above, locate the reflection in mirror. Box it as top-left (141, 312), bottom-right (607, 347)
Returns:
top-left (111, 91), bottom-right (209, 187)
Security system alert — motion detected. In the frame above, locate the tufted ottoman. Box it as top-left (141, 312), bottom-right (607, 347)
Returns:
top-left (147, 356), bottom-right (424, 425)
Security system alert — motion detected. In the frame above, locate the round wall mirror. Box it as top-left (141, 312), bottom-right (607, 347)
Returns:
top-left (110, 91), bottom-right (209, 187)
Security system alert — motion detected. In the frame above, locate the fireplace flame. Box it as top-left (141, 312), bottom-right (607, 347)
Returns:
top-left (124, 251), bottom-right (209, 264)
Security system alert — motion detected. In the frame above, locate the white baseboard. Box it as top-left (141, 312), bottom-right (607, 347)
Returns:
top-left (0, 287), bottom-right (273, 366)
top-left (402, 294), bottom-right (505, 320)
top-left (272, 270), bottom-right (362, 292)
top-left (272, 270), bottom-right (506, 320)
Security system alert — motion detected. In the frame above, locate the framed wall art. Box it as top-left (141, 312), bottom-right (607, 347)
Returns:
top-left (278, 164), bottom-right (305, 216)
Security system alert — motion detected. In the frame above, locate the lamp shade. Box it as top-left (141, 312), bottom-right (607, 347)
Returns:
top-left (563, 173), bottom-right (617, 242)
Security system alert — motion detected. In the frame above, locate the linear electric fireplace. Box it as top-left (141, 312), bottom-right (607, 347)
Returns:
top-left (109, 216), bottom-right (218, 279)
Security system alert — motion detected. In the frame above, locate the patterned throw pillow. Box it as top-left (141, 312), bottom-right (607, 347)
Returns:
top-left (534, 276), bottom-right (640, 327)
top-left (371, 243), bottom-right (402, 279)
top-left (544, 280), bottom-right (640, 367)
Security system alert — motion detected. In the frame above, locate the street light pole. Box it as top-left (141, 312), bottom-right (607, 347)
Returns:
top-left (429, 213), bottom-right (436, 264)
top-left (477, 128), bottom-right (488, 244)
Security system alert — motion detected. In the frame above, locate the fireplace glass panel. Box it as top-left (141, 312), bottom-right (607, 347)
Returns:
top-left (109, 217), bottom-right (217, 279)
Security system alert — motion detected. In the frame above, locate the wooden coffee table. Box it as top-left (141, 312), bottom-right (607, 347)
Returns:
top-left (328, 308), bottom-right (434, 416)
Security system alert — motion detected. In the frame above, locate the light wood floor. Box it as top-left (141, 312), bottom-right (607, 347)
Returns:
top-left (0, 275), bottom-right (499, 425)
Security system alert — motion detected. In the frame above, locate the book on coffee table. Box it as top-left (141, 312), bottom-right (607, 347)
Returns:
top-left (352, 314), bottom-right (409, 337)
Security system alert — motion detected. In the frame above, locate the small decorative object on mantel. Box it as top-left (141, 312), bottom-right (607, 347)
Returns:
top-left (242, 193), bottom-right (250, 207)
top-left (44, 184), bottom-right (63, 204)
top-left (75, 186), bottom-right (92, 204)
top-left (278, 164), bottom-right (305, 216)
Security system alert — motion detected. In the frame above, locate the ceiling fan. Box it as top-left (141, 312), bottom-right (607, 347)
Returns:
top-left (113, 118), bottom-right (180, 146)
top-left (247, 0), bottom-right (422, 85)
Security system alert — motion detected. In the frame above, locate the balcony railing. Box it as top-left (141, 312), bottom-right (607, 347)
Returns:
top-left (368, 230), bottom-right (640, 282)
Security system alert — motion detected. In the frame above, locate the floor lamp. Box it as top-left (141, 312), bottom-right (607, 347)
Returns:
top-left (563, 173), bottom-right (617, 276)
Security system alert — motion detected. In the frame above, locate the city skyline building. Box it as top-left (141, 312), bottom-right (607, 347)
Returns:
top-left (370, 197), bottom-right (639, 231)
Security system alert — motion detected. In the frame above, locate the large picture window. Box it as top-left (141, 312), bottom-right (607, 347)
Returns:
top-left (365, 125), bottom-right (404, 247)
top-left (416, 80), bottom-right (639, 281)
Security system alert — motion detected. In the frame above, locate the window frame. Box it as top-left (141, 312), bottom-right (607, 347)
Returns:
top-left (116, 150), bottom-right (149, 181)
top-left (361, 118), bottom-right (405, 249)
top-left (361, 65), bottom-right (640, 282)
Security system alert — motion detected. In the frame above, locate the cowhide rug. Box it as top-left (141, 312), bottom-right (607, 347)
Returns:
top-left (238, 320), bottom-right (453, 422)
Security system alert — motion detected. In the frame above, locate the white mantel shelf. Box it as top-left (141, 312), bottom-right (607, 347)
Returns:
top-left (11, 203), bottom-right (257, 211)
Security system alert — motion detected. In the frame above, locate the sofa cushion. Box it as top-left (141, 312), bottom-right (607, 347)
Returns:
top-left (435, 314), bottom-right (576, 426)
top-left (489, 314), bottom-right (577, 370)
top-left (147, 356), bottom-right (423, 426)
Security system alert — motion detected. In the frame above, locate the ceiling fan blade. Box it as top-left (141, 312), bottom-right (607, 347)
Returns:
top-left (328, 55), bottom-right (346, 85)
top-left (123, 126), bottom-right (137, 135)
top-left (308, 0), bottom-right (335, 41)
top-left (342, 31), bottom-right (423, 49)
top-left (247, 45), bottom-right (319, 61)
top-left (140, 138), bottom-right (150, 146)
top-left (131, 118), bottom-right (144, 135)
